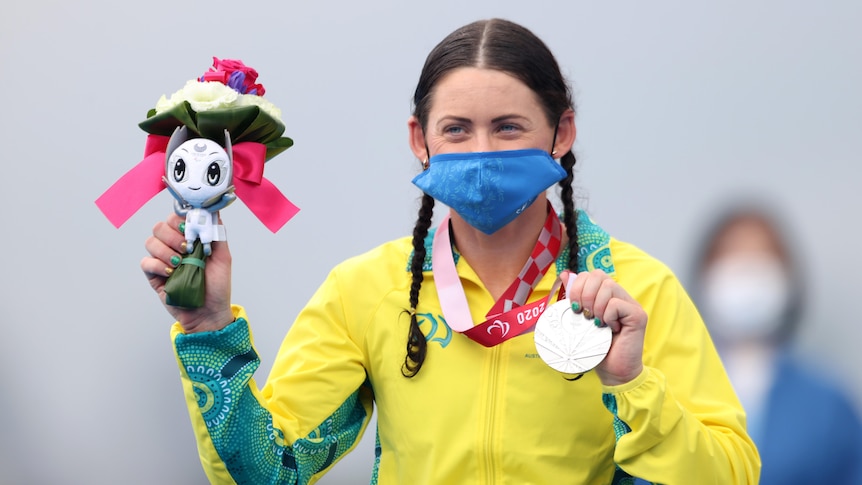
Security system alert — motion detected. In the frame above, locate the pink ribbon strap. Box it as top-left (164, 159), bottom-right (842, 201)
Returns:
top-left (432, 213), bottom-right (475, 334)
top-left (95, 135), bottom-right (172, 229)
top-left (230, 142), bottom-right (299, 232)
top-left (95, 134), bottom-right (299, 232)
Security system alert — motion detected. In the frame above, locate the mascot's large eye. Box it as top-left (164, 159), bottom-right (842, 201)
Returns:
top-left (173, 159), bottom-right (186, 182)
top-left (206, 162), bottom-right (222, 186)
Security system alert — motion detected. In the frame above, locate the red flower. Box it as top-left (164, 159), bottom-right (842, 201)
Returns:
top-left (200, 57), bottom-right (266, 96)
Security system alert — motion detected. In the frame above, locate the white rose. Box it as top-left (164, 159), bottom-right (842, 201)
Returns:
top-left (155, 80), bottom-right (239, 114)
top-left (235, 93), bottom-right (283, 121)
top-left (154, 94), bottom-right (175, 113)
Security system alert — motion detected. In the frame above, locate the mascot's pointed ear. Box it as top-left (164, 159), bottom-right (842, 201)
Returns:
top-left (167, 126), bottom-right (191, 159)
top-left (223, 129), bottom-right (232, 163)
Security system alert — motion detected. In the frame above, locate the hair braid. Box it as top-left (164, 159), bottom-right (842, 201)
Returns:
top-left (558, 151), bottom-right (579, 271)
top-left (402, 194), bottom-right (435, 377)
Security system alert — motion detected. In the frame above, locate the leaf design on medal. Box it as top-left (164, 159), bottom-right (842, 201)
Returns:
top-left (534, 299), bottom-right (612, 374)
top-left (534, 303), bottom-right (570, 367)
top-left (487, 319), bottom-right (510, 337)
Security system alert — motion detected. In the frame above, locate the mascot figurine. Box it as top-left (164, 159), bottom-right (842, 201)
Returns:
top-left (164, 126), bottom-right (236, 257)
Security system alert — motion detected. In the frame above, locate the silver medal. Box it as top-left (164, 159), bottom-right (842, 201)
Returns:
top-left (534, 298), bottom-right (612, 374)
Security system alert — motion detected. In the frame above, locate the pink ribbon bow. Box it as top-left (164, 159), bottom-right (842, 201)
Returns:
top-left (95, 134), bottom-right (299, 233)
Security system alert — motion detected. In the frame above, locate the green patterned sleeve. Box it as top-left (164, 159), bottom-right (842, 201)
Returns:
top-left (173, 316), bottom-right (371, 485)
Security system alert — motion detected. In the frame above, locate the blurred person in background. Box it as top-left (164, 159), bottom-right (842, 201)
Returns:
top-left (691, 200), bottom-right (862, 484)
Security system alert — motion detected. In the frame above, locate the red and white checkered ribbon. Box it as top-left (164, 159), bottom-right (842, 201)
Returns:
top-left (432, 202), bottom-right (563, 347)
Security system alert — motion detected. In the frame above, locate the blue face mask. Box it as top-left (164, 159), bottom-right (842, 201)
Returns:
top-left (412, 149), bottom-right (566, 234)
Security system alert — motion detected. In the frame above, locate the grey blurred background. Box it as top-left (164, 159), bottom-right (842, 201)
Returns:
top-left (1, 0), bottom-right (859, 483)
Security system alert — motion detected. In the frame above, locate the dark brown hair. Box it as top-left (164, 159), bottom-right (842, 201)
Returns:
top-left (404, 18), bottom-right (580, 377)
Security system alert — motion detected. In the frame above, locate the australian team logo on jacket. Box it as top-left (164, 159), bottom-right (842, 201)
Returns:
top-left (416, 312), bottom-right (453, 348)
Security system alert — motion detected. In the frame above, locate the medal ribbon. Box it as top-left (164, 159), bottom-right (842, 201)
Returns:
top-left (432, 202), bottom-right (563, 347)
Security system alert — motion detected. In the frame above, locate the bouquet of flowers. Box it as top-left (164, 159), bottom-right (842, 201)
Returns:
top-left (141, 58), bottom-right (294, 160)
top-left (97, 58), bottom-right (298, 307)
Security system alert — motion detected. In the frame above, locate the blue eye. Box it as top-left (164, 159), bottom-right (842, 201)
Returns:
top-left (173, 159), bottom-right (186, 182)
top-left (206, 162), bottom-right (222, 186)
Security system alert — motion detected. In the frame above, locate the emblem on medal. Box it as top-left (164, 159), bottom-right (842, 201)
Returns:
top-left (534, 298), bottom-right (612, 374)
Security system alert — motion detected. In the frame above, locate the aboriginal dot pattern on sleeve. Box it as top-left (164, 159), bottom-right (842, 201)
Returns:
top-left (175, 318), bottom-right (370, 484)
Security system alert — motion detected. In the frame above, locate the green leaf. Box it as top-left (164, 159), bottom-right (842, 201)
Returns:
top-left (137, 102), bottom-right (290, 152)
top-left (138, 102), bottom-right (199, 136)
top-left (264, 137), bottom-right (294, 161)
top-left (195, 106), bottom-right (260, 141)
top-left (164, 241), bottom-right (207, 309)
top-left (229, 106), bottom-right (286, 145)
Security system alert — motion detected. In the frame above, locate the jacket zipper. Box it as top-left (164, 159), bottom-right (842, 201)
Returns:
top-left (483, 345), bottom-right (501, 483)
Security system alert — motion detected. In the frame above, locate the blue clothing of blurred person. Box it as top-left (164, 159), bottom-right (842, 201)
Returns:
top-left (691, 202), bottom-right (862, 484)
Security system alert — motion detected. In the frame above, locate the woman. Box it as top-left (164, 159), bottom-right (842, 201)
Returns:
top-left (143, 18), bottom-right (759, 484)
top-left (692, 202), bottom-right (862, 485)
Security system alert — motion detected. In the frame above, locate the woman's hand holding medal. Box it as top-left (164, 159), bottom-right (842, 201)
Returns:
top-left (562, 270), bottom-right (646, 386)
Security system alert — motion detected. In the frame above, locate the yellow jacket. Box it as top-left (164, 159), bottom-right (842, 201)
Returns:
top-left (172, 211), bottom-right (760, 484)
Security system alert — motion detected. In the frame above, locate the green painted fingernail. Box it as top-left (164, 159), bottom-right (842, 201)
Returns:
top-left (571, 301), bottom-right (580, 312)
top-left (593, 318), bottom-right (602, 327)
top-left (179, 222), bottom-right (185, 234)
top-left (170, 255), bottom-right (181, 267)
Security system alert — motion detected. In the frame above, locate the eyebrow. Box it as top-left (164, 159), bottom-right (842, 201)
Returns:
top-left (492, 114), bottom-right (529, 123)
top-left (436, 115), bottom-right (471, 127)
top-left (435, 113), bottom-right (529, 127)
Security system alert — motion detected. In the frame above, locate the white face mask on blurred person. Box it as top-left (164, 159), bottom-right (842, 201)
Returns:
top-left (700, 255), bottom-right (791, 344)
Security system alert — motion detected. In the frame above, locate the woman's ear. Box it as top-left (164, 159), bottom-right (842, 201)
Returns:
top-left (553, 109), bottom-right (577, 157)
top-left (407, 116), bottom-right (429, 161)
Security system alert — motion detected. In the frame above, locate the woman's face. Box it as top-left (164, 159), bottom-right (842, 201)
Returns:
top-left (409, 67), bottom-right (574, 159)
top-left (699, 215), bottom-right (793, 344)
